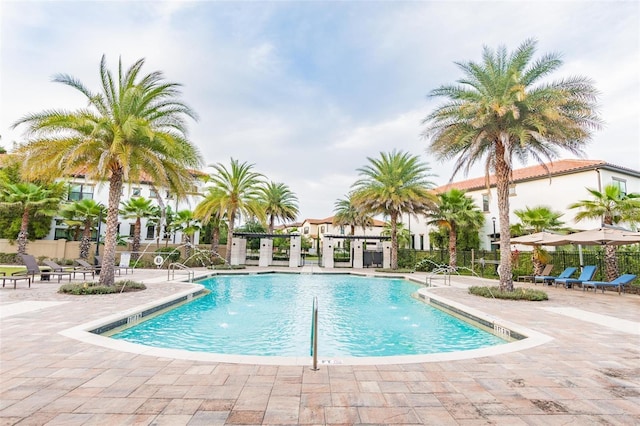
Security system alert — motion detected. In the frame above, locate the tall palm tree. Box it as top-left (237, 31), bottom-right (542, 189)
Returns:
top-left (427, 189), bottom-right (485, 268)
top-left (381, 222), bottom-right (411, 249)
top-left (260, 181), bottom-right (299, 233)
top-left (333, 194), bottom-right (374, 236)
top-left (351, 150), bottom-right (437, 269)
top-left (422, 39), bottom-right (601, 291)
top-left (120, 197), bottom-right (156, 260)
top-left (0, 182), bottom-right (64, 254)
top-left (513, 205), bottom-right (565, 275)
top-left (205, 158), bottom-right (265, 263)
top-left (61, 199), bottom-right (106, 260)
top-left (12, 56), bottom-right (202, 285)
top-left (569, 184), bottom-right (640, 280)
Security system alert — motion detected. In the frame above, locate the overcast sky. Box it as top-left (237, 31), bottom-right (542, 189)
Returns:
top-left (1, 1), bottom-right (638, 221)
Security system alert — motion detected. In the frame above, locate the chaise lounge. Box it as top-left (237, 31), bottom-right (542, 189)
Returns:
top-left (14, 254), bottom-right (72, 282)
top-left (581, 274), bottom-right (637, 294)
top-left (534, 266), bottom-right (577, 285)
top-left (43, 259), bottom-right (95, 280)
top-left (553, 265), bottom-right (597, 289)
top-left (518, 264), bottom-right (553, 283)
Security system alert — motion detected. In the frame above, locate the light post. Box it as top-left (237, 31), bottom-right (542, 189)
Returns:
top-left (491, 216), bottom-right (496, 252)
top-left (95, 209), bottom-right (103, 258)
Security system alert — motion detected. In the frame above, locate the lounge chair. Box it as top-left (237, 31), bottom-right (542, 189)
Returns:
top-left (43, 259), bottom-right (95, 280)
top-left (582, 274), bottom-right (637, 294)
top-left (518, 264), bottom-right (553, 282)
top-left (14, 254), bottom-right (72, 282)
top-left (553, 265), bottom-right (597, 289)
top-left (74, 259), bottom-right (101, 275)
top-left (534, 267), bottom-right (577, 285)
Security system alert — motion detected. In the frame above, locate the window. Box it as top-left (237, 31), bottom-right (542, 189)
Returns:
top-left (146, 225), bottom-right (155, 239)
top-left (68, 183), bottom-right (94, 201)
top-left (410, 235), bottom-right (415, 250)
top-left (149, 188), bottom-right (158, 198)
top-left (612, 177), bottom-right (627, 196)
top-left (320, 226), bottom-right (325, 234)
top-left (303, 227), bottom-right (309, 234)
top-left (419, 235), bottom-right (424, 251)
top-left (509, 184), bottom-right (517, 196)
top-left (129, 224), bottom-right (136, 236)
top-left (340, 226), bottom-right (345, 235)
top-left (166, 191), bottom-right (173, 199)
top-left (132, 187), bottom-right (142, 196)
top-left (482, 194), bottom-right (489, 212)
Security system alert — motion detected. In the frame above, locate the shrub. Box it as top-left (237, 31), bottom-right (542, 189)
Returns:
top-left (374, 268), bottom-right (414, 273)
top-left (0, 253), bottom-right (20, 264)
top-left (468, 286), bottom-right (548, 301)
top-left (59, 280), bottom-right (146, 295)
top-left (154, 247), bottom-right (181, 264)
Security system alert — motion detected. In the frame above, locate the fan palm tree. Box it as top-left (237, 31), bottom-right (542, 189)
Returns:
top-left (381, 222), bottom-right (411, 249)
top-left (351, 150), bottom-right (437, 269)
top-left (427, 189), bottom-right (485, 268)
top-left (173, 209), bottom-right (201, 260)
top-left (12, 56), bottom-right (202, 285)
top-left (120, 197), bottom-right (156, 260)
top-left (513, 205), bottom-right (565, 275)
top-left (205, 158), bottom-right (265, 263)
top-left (0, 182), bottom-right (65, 254)
top-left (569, 184), bottom-right (640, 280)
top-left (260, 181), bottom-right (299, 233)
top-left (61, 199), bottom-right (106, 260)
top-left (333, 194), bottom-right (374, 236)
top-left (422, 39), bottom-right (601, 291)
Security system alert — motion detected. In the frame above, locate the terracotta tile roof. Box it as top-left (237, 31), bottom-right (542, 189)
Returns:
top-left (434, 159), bottom-right (617, 193)
top-left (304, 216), bottom-right (386, 227)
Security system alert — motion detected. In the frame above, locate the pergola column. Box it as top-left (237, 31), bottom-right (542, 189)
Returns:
top-left (230, 237), bottom-right (246, 266)
top-left (259, 238), bottom-right (273, 267)
top-left (289, 234), bottom-right (301, 267)
top-left (322, 236), bottom-right (334, 268)
top-left (352, 239), bottom-right (364, 269)
top-left (382, 241), bottom-right (392, 269)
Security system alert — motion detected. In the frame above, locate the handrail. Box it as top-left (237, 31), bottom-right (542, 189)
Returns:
top-left (310, 296), bottom-right (319, 371)
top-left (167, 262), bottom-right (195, 282)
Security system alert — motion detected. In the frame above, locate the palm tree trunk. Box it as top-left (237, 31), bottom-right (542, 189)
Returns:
top-left (268, 215), bottom-right (275, 234)
top-left (79, 219), bottom-right (92, 259)
top-left (132, 218), bottom-right (141, 261)
top-left (448, 224), bottom-right (457, 268)
top-left (390, 212), bottom-right (398, 269)
top-left (17, 208), bottom-right (29, 255)
top-left (495, 142), bottom-right (513, 291)
top-left (604, 245), bottom-right (619, 281)
top-left (99, 170), bottom-right (124, 286)
top-left (225, 210), bottom-right (236, 263)
top-left (532, 246), bottom-right (544, 276)
top-left (211, 226), bottom-right (220, 256)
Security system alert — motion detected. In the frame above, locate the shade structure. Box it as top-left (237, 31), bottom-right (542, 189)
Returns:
top-left (543, 227), bottom-right (640, 246)
top-left (510, 231), bottom-right (567, 246)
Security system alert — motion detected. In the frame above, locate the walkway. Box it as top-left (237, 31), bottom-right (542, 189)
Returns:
top-left (1, 268), bottom-right (639, 425)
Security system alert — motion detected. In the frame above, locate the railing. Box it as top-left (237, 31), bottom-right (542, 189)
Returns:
top-left (167, 262), bottom-right (195, 282)
top-left (310, 296), bottom-right (319, 371)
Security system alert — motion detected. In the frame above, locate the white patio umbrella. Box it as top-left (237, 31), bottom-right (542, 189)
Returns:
top-left (543, 227), bottom-right (640, 246)
top-left (511, 231), bottom-right (567, 246)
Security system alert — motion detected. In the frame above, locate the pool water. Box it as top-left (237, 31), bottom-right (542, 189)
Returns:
top-left (111, 273), bottom-right (506, 357)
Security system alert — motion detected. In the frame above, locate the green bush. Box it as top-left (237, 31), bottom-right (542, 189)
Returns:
top-left (0, 253), bottom-right (20, 264)
top-left (154, 247), bottom-right (181, 263)
top-left (468, 286), bottom-right (548, 301)
top-left (59, 280), bottom-right (146, 295)
top-left (374, 268), bottom-right (414, 273)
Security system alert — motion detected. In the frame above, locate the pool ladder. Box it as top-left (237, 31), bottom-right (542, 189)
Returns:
top-left (167, 262), bottom-right (195, 282)
top-left (310, 296), bottom-right (319, 371)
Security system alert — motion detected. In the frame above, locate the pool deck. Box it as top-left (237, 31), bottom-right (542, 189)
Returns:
top-left (1, 267), bottom-right (639, 425)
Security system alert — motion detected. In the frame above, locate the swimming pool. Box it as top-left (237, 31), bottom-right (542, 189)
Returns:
top-left (110, 273), bottom-right (507, 357)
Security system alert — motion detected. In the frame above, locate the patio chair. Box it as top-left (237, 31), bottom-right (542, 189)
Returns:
top-left (581, 274), bottom-right (637, 294)
top-left (74, 258), bottom-right (101, 275)
top-left (518, 264), bottom-right (553, 282)
top-left (95, 255), bottom-right (132, 275)
top-left (553, 265), bottom-right (597, 289)
top-left (43, 259), bottom-right (95, 280)
top-left (534, 267), bottom-right (577, 285)
top-left (14, 254), bottom-right (72, 282)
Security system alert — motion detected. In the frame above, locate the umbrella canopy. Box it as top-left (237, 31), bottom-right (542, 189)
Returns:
top-left (544, 227), bottom-right (640, 246)
top-left (510, 231), bottom-right (567, 246)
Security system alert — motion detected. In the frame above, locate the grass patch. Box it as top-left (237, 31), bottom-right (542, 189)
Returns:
top-left (59, 280), bottom-right (146, 295)
top-left (0, 266), bottom-right (27, 276)
top-left (210, 264), bottom-right (246, 270)
top-left (469, 286), bottom-right (548, 301)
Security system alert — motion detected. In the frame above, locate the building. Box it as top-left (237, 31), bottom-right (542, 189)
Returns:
top-left (433, 159), bottom-right (640, 250)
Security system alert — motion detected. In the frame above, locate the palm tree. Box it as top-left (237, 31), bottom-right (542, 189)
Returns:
top-left (569, 184), bottom-right (640, 280)
top-left (260, 181), bottom-right (299, 233)
top-left (427, 189), bottom-right (485, 268)
top-left (12, 56), bottom-right (202, 285)
top-left (381, 222), bottom-right (411, 249)
top-left (194, 188), bottom-right (227, 259)
top-left (0, 182), bottom-right (64, 254)
top-left (333, 194), bottom-right (374, 236)
top-left (422, 39), bottom-right (601, 291)
top-left (173, 209), bottom-right (201, 260)
top-left (61, 199), bottom-right (106, 260)
top-left (120, 197), bottom-right (156, 260)
top-left (351, 150), bottom-right (437, 269)
top-left (513, 205), bottom-right (565, 275)
top-left (205, 158), bottom-right (265, 263)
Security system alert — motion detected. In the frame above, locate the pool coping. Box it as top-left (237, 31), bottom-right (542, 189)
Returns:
top-left (59, 273), bottom-right (553, 366)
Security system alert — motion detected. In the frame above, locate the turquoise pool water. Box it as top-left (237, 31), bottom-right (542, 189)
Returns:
top-left (112, 273), bottom-right (506, 357)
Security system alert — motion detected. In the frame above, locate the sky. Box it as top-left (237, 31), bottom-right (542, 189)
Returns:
top-left (1, 0), bottom-right (639, 221)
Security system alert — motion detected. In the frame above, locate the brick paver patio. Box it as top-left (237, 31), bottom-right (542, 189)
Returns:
top-left (1, 268), bottom-right (638, 425)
